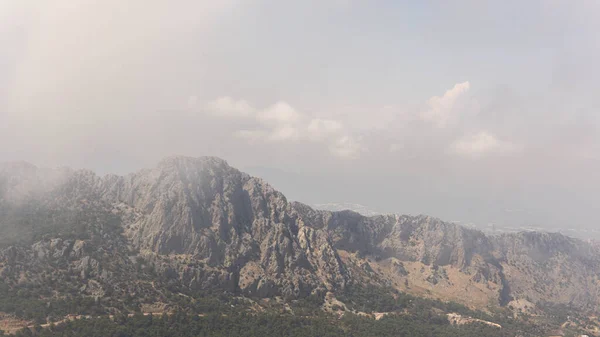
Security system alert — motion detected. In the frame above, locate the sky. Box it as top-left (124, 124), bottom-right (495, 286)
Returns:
top-left (1, 0), bottom-right (599, 230)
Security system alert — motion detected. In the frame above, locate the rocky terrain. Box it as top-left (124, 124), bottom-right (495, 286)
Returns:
top-left (1, 156), bottom-right (600, 331)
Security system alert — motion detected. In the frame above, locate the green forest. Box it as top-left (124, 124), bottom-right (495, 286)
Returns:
top-left (9, 310), bottom-right (513, 337)
top-left (0, 280), bottom-right (590, 337)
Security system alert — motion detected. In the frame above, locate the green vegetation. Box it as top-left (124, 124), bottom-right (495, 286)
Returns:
top-left (0, 282), bottom-right (106, 325)
top-left (3, 280), bottom-right (587, 336)
top-left (336, 284), bottom-right (559, 336)
top-left (338, 284), bottom-right (489, 318)
top-left (16, 310), bottom-right (512, 337)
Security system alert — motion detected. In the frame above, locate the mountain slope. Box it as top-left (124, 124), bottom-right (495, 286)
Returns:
top-left (1, 156), bottom-right (599, 331)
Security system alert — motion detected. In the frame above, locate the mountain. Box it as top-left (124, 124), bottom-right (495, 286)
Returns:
top-left (1, 156), bottom-right (599, 334)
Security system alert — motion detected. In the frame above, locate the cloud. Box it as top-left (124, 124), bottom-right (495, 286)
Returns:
top-left (206, 96), bottom-right (255, 117)
top-left (204, 96), bottom-right (365, 159)
top-left (449, 131), bottom-right (521, 157)
top-left (256, 101), bottom-right (301, 125)
top-left (234, 130), bottom-right (268, 142)
top-left (307, 119), bottom-right (344, 141)
top-left (202, 82), bottom-right (524, 162)
top-left (420, 81), bottom-right (478, 128)
top-left (329, 136), bottom-right (366, 159)
top-left (267, 125), bottom-right (301, 141)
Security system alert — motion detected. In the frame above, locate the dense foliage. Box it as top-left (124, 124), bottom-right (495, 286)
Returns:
top-left (0, 282), bottom-right (107, 325)
top-left (14, 310), bottom-right (513, 337)
top-left (336, 284), bottom-right (549, 336)
top-left (3, 280), bottom-right (587, 336)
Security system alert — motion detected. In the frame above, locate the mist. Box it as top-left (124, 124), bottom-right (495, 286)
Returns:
top-left (1, 0), bottom-right (599, 231)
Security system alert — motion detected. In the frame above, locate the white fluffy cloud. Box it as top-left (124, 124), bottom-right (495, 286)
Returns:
top-left (256, 101), bottom-right (301, 125)
top-left (201, 81), bottom-right (513, 161)
top-left (450, 131), bottom-right (521, 157)
top-left (202, 97), bottom-right (365, 159)
top-left (420, 81), bottom-right (478, 128)
top-left (202, 81), bottom-right (525, 162)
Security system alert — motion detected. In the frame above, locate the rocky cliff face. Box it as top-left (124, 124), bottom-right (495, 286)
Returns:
top-left (1, 157), bottom-right (347, 300)
top-left (493, 232), bottom-right (600, 310)
top-left (1, 156), bottom-right (599, 314)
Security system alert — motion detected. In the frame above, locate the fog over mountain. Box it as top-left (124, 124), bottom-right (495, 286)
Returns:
top-left (2, 2), bottom-right (599, 240)
top-left (2, 2), bottom-right (600, 336)
top-left (244, 166), bottom-right (597, 237)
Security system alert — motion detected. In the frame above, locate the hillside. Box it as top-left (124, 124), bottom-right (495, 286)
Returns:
top-left (1, 156), bottom-right (598, 336)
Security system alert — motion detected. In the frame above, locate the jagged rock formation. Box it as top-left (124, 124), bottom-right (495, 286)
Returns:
top-left (0, 157), bottom-right (347, 301)
top-left (1, 156), bottom-right (600, 315)
top-left (494, 232), bottom-right (600, 310)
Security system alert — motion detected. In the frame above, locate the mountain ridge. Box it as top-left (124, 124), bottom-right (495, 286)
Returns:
top-left (1, 156), bottom-right (600, 332)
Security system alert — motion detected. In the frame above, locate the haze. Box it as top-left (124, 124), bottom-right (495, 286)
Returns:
top-left (1, 1), bottom-right (598, 231)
